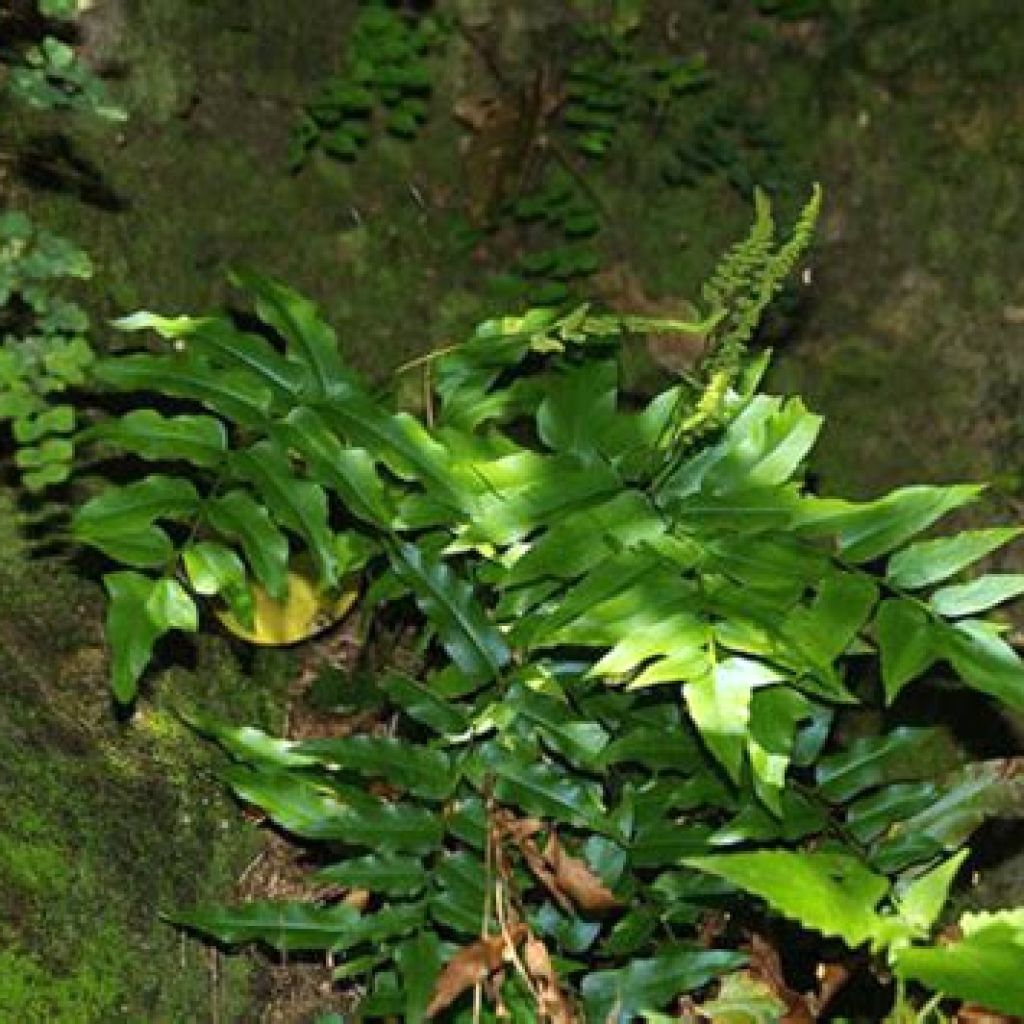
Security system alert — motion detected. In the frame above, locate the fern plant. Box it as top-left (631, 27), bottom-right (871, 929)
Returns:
top-left (289, 1), bottom-right (446, 171)
top-left (0, 211), bottom-right (95, 490)
top-left (70, 192), bottom-right (1024, 1019)
top-left (3, 2), bottom-right (125, 120)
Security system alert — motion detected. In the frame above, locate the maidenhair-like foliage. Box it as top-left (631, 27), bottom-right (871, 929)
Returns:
top-left (72, 195), bottom-right (1024, 1020)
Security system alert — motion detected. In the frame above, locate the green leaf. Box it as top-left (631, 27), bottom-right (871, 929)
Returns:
top-left (797, 485), bottom-right (983, 563)
top-left (939, 619), bottom-right (1024, 711)
top-left (430, 850), bottom-right (487, 934)
top-left (103, 571), bottom-right (162, 702)
top-left (318, 397), bottom-right (456, 503)
top-left (887, 527), bottom-right (1023, 590)
top-left (504, 490), bottom-right (666, 586)
top-left (205, 490), bottom-right (290, 601)
top-left (536, 358), bottom-right (617, 457)
top-left (230, 270), bottom-right (348, 398)
top-left (94, 354), bottom-right (272, 428)
top-left (185, 714), bottom-right (319, 769)
top-left (396, 932), bottom-right (443, 1023)
top-left (74, 475), bottom-right (200, 567)
top-left (390, 543), bottom-right (510, 683)
top-left (230, 440), bottom-right (336, 586)
top-left (897, 849), bottom-right (968, 933)
top-left (169, 901), bottom-right (361, 951)
top-left (845, 782), bottom-right (938, 844)
top-left (475, 745), bottom-right (608, 834)
top-left (684, 851), bottom-right (890, 947)
top-left (931, 574), bottom-right (1024, 617)
top-left (225, 767), bottom-right (444, 853)
top-left (380, 672), bottom-right (471, 736)
top-left (582, 948), bottom-right (746, 1022)
top-left (693, 972), bottom-right (787, 1023)
top-left (145, 577), bottom-right (197, 632)
top-left (88, 410), bottom-right (228, 467)
top-left (874, 598), bottom-right (938, 703)
top-left (685, 658), bottom-right (784, 784)
top-left (781, 570), bottom-right (878, 667)
top-left (271, 406), bottom-right (394, 526)
top-left (183, 541), bottom-right (247, 598)
top-left (893, 909), bottom-right (1024, 1015)
top-left (291, 736), bottom-right (456, 800)
top-left (884, 758), bottom-right (1024, 856)
top-left (457, 452), bottom-right (621, 546)
top-left (115, 313), bottom-right (307, 404)
top-left (816, 727), bottom-right (961, 803)
top-left (315, 855), bottom-right (428, 896)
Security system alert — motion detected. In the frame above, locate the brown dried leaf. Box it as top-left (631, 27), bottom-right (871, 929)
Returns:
top-left (425, 934), bottom-right (507, 1019)
top-left (544, 833), bottom-right (619, 913)
top-left (423, 925), bottom-right (528, 1019)
top-left (524, 935), bottom-right (578, 1024)
top-left (747, 934), bottom-right (816, 1024)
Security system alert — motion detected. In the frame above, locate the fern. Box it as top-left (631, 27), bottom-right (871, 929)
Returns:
top-left (0, 212), bottom-right (95, 491)
top-left (68, 195), bottom-right (1024, 1020)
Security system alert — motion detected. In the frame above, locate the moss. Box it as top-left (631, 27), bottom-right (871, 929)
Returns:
top-left (0, 490), bottom-right (289, 1020)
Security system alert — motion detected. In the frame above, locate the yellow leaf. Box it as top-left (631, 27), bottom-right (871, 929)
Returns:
top-left (216, 566), bottom-right (358, 646)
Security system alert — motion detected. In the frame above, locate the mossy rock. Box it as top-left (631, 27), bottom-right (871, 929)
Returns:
top-left (0, 495), bottom-right (290, 1022)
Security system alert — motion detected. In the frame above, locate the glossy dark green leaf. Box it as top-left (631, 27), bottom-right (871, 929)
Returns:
top-left (169, 901), bottom-right (361, 951)
top-left (381, 672), bottom-right (470, 735)
top-left (396, 932), bottom-right (443, 1023)
top-left (816, 726), bottom-right (960, 803)
top-left (94, 354), bottom-right (272, 427)
top-left (231, 270), bottom-right (349, 398)
top-left (185, 714), bottom-right (318, 769)
top-left (504, 490), bottom-right (665, 586)
top-left (845, 782), bottom-right (938, 844)
top-left (629, 820), bottom-right (713, 868)
top-left (939, 619), bottom-right (1024, 711)
top-left (430, 850), bottom-right (487, 934)
top-left (390, 543), bottom-right (509, 683)
top-left (475, 746), bottom-right (608, 834)
top-left (317, 398), bottom-right (456, 503)
top-left (874, 598), bottom-right (938, 702)
top-left (224, 767), bottom-right (444, 852)
top-left (74, 474), bottom-right (200, 566)
top-left (291, 735), bottom-right (456, 800)
top-left (582, 947), bottom-right (745, 1022)
top-left (86, 409), bottom-right (228, 467)
top-left (103, 570), bottom-right (162, 703)
top-left (271, 406), bottom-right (394, 526)
top-left (884, 758), bottom-right (1024, 854)
top-left (230, 439), bottom-right (337, 586)
top-left (205, 489), bottom-right (290, 601)
top-left (315, 855), bottom-right (428, 896)
top-left (116, 311), bottom-right (308, 403)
